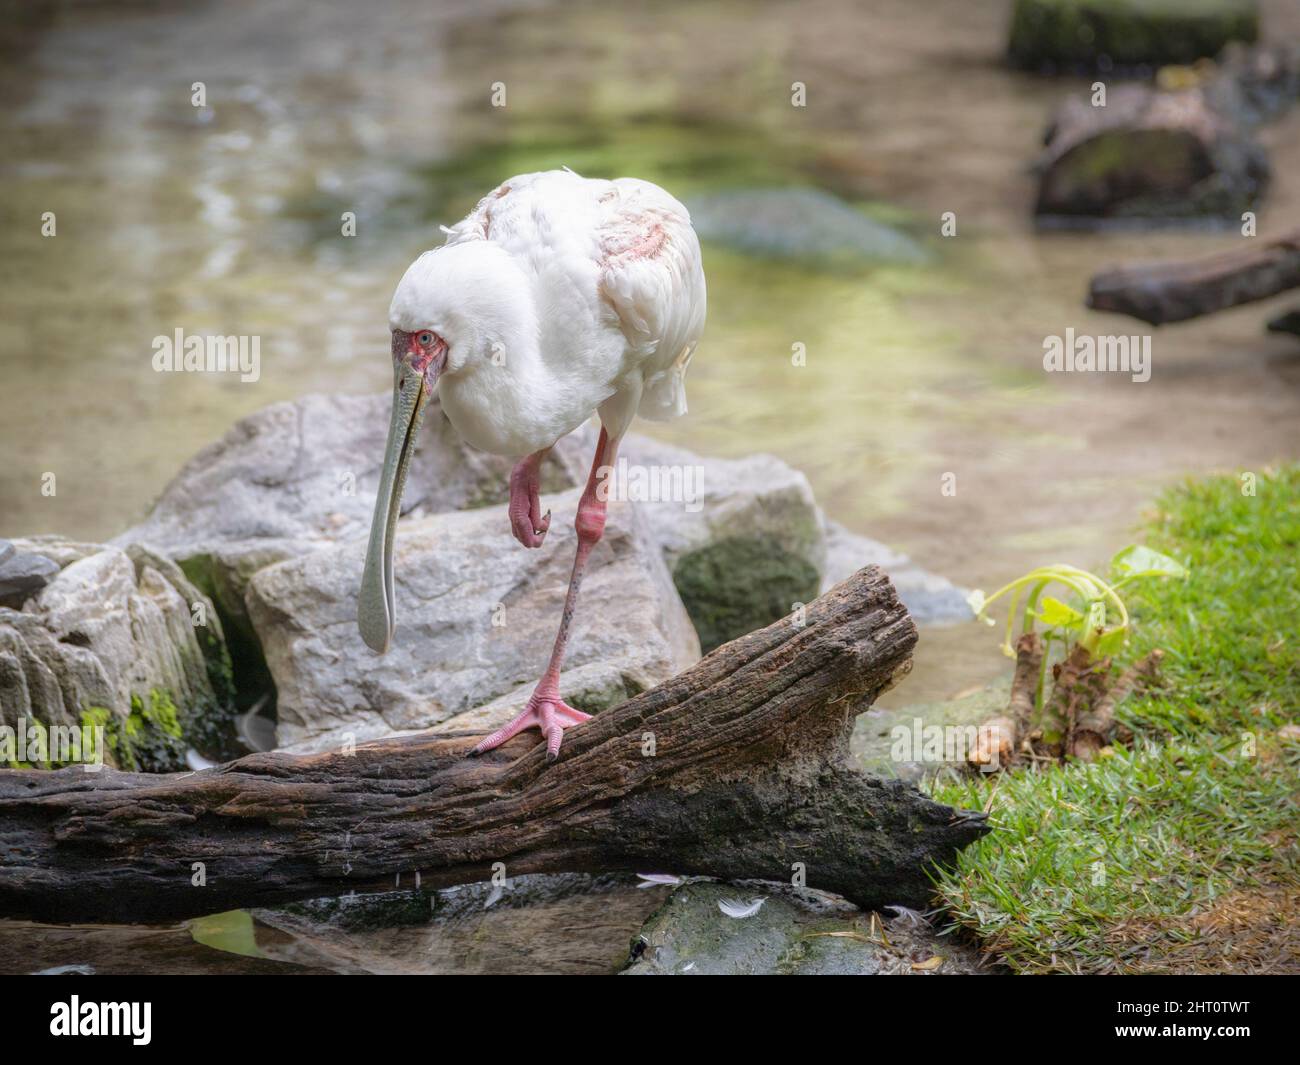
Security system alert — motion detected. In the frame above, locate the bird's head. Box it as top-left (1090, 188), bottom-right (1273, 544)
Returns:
top-left (358, 242), bottom-right (536, 654)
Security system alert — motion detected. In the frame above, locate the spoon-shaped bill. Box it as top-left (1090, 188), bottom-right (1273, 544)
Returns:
top-left (358, 365), bottom-right (429, 653)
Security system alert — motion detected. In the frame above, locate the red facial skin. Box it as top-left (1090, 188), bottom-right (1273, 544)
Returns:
top-left (391, 328), bottom-right (447, 378)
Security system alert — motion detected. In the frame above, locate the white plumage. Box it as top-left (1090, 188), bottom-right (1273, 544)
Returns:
top-left (388, 169), bottom-right (707, 458)
top-left (362, 169), bottom-right (706, 760)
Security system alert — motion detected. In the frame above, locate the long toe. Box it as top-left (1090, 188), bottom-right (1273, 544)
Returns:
top-left (510, 509), bottom-right (545, 549)
top-left (555, 700), bottom-right (591, 722)
top-left (471, 705), bottom-right (540, 755)
top-left (470, 691), bottom-right (592, 760)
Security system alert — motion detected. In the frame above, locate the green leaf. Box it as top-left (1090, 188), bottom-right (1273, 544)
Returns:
top-left (189, 910), bottom-right (263, 958)
top-left (1038, 596), bottom-right (1084, 629)
top-left (1095, 627), bottom-right (1127, 656)
top-left (1111, 544), bottom-right (1188, 581)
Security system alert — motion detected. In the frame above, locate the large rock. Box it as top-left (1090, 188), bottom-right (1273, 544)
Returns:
top-left (0, 540), bottom-right (60, 609)
top-left (248, 488), bottom-right (700, 752)
top-left (115, 392), bottom-right (579, 634)
top-left (0, 538), bottom-right (238, 769)
top-left (110, 391), bottom-right (967, 751)
top-left (557, 430), bottom-right (969, 649)
top-left (1008, 0), bottom-right (1259, 73)
top-left (623, 880), bottom-right (988, 975)
top-left (558, 430), bottom-right (826, 653)
top-left (685, 188), bottom-right (928, 267)
top-left (1035, 83), bottom-right (1268, 223)
top-left (821, 520), bottom-right (969, 627)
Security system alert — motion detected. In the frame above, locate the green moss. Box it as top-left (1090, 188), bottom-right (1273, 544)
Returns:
top-left (178, 551), bottom-right (270, 760)
top-left (1008, 0), bottom-right (1259, 72)
top-left (129, 690), bottom-right (189, 772)
top-left (77, 706), bottom-right (115, 768)
top-left (415, 120), bottom-right (807, 227)
top-left (672, 535), bottom-right (820, 652)
top-left (71, 691), bottom-right (190, 773)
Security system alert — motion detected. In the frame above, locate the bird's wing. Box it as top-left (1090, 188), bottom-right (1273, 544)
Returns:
top-left (595, 178), bottom-right (707, 421)
top-left (444, 171), bottom-right (706, 423)
top-left (441, 171), bottom-right (591, 258)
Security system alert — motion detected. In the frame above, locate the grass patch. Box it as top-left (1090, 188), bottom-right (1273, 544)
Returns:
top-left (930, 465), bottom-right (1300, 974)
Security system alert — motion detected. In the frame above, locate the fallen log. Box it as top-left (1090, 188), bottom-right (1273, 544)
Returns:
top-left (1087, 227), bottom-right (1300, 325)
top-left (1035, 84), bottom-right (1268, 225)
top-left (0, 566), bottom-right (987, 924)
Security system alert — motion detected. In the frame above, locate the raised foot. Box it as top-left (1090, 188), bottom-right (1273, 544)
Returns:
top-left (508, 460), bottom-right (551, 549)
top-left (470, 691), bottom-right (591, 760)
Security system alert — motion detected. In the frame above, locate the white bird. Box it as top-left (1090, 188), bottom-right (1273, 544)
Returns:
top-left (359, 169), bottom-right (707, 760)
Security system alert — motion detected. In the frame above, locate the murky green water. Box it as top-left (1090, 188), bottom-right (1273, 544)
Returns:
top-left (2, 0), bottom-right (1299, 972)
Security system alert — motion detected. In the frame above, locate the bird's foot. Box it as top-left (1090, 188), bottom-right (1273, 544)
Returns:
top-left (508, 457), bottom-right (551, 548)
top-left (469, 690), bottom-right (591, 761)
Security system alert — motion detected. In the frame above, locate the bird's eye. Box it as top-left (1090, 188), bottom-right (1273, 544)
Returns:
top-left (417, 331), bottom-right (435, 346)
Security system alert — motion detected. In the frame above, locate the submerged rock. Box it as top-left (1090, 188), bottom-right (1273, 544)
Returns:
top-left (0, 538), bottom-right (238, 769)
top-left (1267, 307), bottom-right (1300, 337)
top-left (821, 520), bottom-right (970, 627)
top-left (0, 540), bottom-right (59, 609)
top-left (1035, 83), bottom-right (1268, 223)
top-left (252, 874), bottom-right (671, 975)
top-left (0, 921), bottom-right (327, 976)
top-left (623, 880), bottom-right (989, 975)
top-left (686, 188), bottom-right (928, 266)
top-left (1008, 0), bottom-right (1259, 73)
top-left (249, 489), bottom-right (700, 752)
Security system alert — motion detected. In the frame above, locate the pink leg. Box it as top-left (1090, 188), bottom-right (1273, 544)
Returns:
top-left (474, 428), bottom-right (616, 761)
top-left (508, 448), bottom-right (551, 548)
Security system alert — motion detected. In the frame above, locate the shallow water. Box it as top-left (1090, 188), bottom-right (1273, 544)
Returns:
top-left (2, 0), bottom-right (1299, 972)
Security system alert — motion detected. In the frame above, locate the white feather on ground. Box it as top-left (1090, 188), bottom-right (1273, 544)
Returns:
top-left (717, 896), bottom-right (768, 919)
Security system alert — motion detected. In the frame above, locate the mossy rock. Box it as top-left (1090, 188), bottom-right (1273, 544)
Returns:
top-left (1008, 0), bottom-right (1259, 72)
top-left (79, 690), bottom-right (188, 773)
top-left (624, 880), bottom-right (988, 975)
top-left (179, 550), bottom-right (277, 721)
top-left (672, 535), bottom-right (821, 653)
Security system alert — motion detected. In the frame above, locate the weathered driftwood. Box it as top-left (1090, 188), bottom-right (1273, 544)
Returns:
top-left (0, 566), bottom-right (987, 924)
top-left (968, 632), bottom-right (1043, 771)
top-left (1069, 650), bottom-right (1164, 762)
top-left (1035, 643), bottom-right (1102, 759)
top-left (1088, 227), bottom-right (1300, 325)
